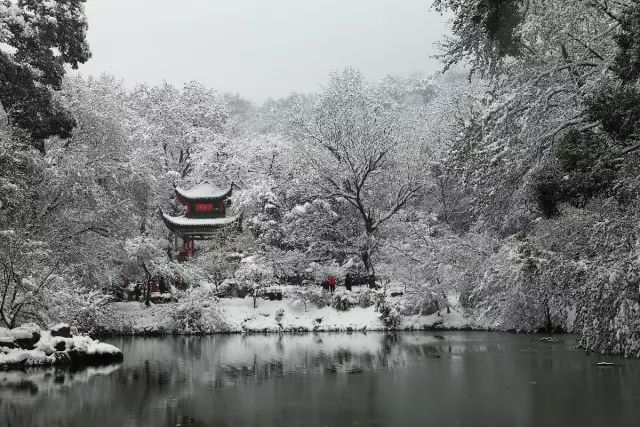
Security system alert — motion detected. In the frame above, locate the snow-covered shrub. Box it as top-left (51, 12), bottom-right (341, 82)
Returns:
top-left (331, 292), bottom-right (354, 311)
top-left (156, 260), bottom-right (207, 289)
top-left (293, 285), bottom-right (333, 309)
top-left (46, 288), bottom-right (131, 336)
top-left (215, 279), bottom-right (253, 298)
top-left (468, 230), bottom-right (583, 332)
top-left (353, 287), bottom-right (376, 308)
top-left (390, 285), bottom-right (444, 316)
top-left (579, 254), bottom-right (640, 358)
top-left (328, 288), bottom-right (376, 311)
top-left (170, 287), bottom-right (225, 334)
top-left (171, 301), bottom-right (205, 334)
top-left (375, 293), bottom-right (401, 329)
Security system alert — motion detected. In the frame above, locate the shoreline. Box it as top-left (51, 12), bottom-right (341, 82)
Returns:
top-left (101, 296), bottom-right (571, 337)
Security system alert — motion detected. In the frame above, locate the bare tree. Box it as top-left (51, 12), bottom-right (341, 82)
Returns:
top-left (0, 234), bottom-right (60, 328)
top-left (294, 69), bottom-right (423, 278)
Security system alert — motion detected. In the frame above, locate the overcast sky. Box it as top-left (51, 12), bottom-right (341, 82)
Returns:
top-left (78, 0), bottom-right (449, 102)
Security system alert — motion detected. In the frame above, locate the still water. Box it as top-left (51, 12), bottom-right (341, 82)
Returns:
top-left (1, 332), bottom-right (640, 427)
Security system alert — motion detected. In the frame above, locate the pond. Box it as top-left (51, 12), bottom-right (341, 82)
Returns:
top-left (1, 332), bottom-right (640, 426)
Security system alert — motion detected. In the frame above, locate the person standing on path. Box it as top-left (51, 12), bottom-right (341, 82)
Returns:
top-left (327, 275), bottom-right (337, 293)
top-left (345, 273), bottom-right (353, 291)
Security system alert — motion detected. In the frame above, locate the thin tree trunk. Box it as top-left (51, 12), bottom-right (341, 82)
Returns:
top-left (140, 258), bottom-right (152, 306)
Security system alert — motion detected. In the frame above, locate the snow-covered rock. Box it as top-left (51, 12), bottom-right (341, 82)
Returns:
top-left (0, 324), bottom-right (123, 370)
top-left (51, 322), bottom-right (72, 338)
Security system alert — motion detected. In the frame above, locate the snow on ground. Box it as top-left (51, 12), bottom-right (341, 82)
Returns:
top-left (221, 297), bottom-right (383, 332)
top-left (400, 294), bottom-right (469, 330)
top-left (110, 302), bottom-right (174, 333)
top-left (110, 293), bottom-right (474, 335)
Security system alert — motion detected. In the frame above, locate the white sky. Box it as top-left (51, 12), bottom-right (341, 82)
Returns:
top-left (78, 0), bottom-right (449, 102)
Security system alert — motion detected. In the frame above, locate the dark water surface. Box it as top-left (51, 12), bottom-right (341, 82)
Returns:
top-left (1, 332), bottom-right (640, 427)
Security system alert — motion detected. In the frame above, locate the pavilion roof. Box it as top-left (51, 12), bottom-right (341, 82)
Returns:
top-left (162, 212), bottom-right (239, 229)
top-left (175, 181), bottom-right (232, 202)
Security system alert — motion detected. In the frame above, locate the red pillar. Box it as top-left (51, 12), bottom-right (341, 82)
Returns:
top-left (183, 237), bottom-right (195, 257)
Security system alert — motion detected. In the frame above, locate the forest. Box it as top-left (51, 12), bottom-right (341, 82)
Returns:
top-left (1, 0), bottom-right (640, 359)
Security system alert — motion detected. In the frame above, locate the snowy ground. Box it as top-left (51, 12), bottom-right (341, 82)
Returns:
top-left (110, 293), bottom-right (472, 335)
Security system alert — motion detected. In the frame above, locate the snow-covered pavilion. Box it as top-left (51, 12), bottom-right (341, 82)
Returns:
top-left (161, 181), bottom-right (239, 259)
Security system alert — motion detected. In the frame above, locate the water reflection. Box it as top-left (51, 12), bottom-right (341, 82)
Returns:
top-left (1, 364), bottom-right (121, 396)
top-left (1, 332), bottom-right (640, 427)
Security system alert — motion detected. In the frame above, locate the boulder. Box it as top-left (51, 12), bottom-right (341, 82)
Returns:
top-left (13, 329), bottom-right (41, 349)
top-left (0, 336), bottom-right (15, 349)
top-left (16, 323), bottom-right (41, 335)
top-left (51, 323), bottom-right (72, 338)
top-left (1, 328), bottom-right (123, 370)
top-left (422, 300), bottom-right (440, 316)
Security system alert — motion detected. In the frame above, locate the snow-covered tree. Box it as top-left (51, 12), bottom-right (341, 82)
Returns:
top-left (0, 0), bottom-right (91, 152)
top-left (291, 69), bottom-right (426, 278)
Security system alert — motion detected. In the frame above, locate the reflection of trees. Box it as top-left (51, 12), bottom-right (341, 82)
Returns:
top-left (0, 364), bottom-right (121, 398)
top-left (0, 332), bottom-right (459, 426)
top-left (107, 332), bottom-right (475, 389)
top-left (0, 364), bottom-right (121, 426)
top-left (6, 333), bottom-right (630, 427)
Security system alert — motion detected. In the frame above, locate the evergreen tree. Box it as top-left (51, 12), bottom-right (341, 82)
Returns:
top-left (0, 0), bottom-right (91, 153)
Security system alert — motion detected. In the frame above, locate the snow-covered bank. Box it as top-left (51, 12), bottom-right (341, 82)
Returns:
top-left (109, 293), bottom-right (473, 335)
top-left (0, 323), bottom-right (123, 370)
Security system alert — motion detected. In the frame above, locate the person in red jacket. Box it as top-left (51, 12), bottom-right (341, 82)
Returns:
top-left (327, 275), bottom-right (337, 293)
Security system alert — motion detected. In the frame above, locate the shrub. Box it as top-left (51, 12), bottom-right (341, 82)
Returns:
top-left (170, 287), bottom-right (226, 334)
top-left (375, 293), bottom-right (401, 329)
top-left (46, 287), bottom-right (131, 336)
top-left (289, 285), bottom-right (332, 309)
top-left (353, 287), bottom-right (376, 308)
top-left (332, 292), bottom-right (354, 311)
top-left (215, 279), bottom-right (252, 298)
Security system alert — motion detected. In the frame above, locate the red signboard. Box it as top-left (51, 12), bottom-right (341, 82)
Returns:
top-left (195, 203), bottom-right (214, 212)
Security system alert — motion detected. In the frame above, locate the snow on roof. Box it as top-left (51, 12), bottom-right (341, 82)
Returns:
top-left (175, 181), bottom-right (232, 200)
top-left (162, 212), bottom-right (239, 227)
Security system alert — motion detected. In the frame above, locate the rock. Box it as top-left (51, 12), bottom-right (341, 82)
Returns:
top-left (1, 329), bottom-right (123, 371)
top-left (18, 323), bottom-right (41, 335)
top-left (10, 328), bottom-right (33, 340)
top-left (51, 323), bottom-right (72, 338)
top-left (539, 337), bottom-right (559, 343)
top-left (0, 336), bottom-right (15, 349)
top-left (13, 330), bottom-right (40, 350)
top-left (423, 301), bottom-right (440, 316)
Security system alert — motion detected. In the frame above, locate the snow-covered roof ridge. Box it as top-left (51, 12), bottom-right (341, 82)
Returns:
top-left (175, 180), bottom-right (233, 201)
top-left (161, 211), bottom-right (240, 227)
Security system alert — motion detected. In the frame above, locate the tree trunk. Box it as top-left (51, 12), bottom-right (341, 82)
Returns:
top-left (361, 248), bottom-right (376, 286)
top-left (140, 258), bottom-right (152, 307)
top-left (541, 296), bottom-right (554, 333)
top-left (360, 231), bottom-right (377, 286)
